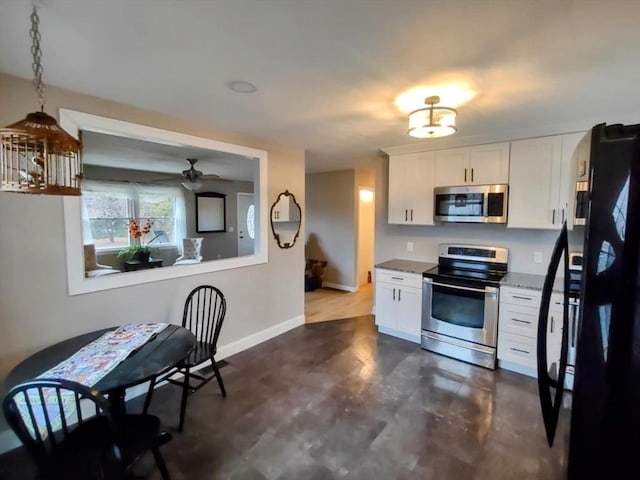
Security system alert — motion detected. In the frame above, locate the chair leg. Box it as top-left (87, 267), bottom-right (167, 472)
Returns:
top-left (143, 377), bottom-right (156, 414)
top-left (178, 366), bottom-right (190, 432)
top-left (211, 357), bottom-right (227, 397)
top-left (151, 445), bottom-right (172, 480)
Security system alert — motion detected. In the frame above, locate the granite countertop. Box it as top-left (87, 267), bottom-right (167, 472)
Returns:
top-left (500, 272), bottom-right (565, 293)
top-left (374, 259), bottom-right (436, 275)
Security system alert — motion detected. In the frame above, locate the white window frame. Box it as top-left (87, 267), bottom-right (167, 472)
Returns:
top-left (60, 109), bottom-right (268, 295)
top-left (83, 180), bottom-right (183, 253)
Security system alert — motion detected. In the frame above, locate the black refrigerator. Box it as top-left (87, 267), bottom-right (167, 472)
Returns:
top-left (537, 122), bottom-right (640, 479)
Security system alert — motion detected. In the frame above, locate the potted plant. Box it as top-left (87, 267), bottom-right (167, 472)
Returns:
top-left (117, 219), bottom-right (161, 262)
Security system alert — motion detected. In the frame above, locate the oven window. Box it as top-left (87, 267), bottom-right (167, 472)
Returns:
top-left (435, 193), bottom-right (483, 217)
top-left (431, 284), bottom-right (485, 328)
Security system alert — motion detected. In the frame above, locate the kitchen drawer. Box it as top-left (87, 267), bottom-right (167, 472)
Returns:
top-left (499, 303), bottom-right (539, 337)
top-left (497, 331), bottom-right (537, 369)
top-left (375, 269), bottom-right (422, 289)
top-left (500, 286), bottom-right (542, 308)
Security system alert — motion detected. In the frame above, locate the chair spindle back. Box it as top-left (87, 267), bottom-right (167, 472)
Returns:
top-left (182, 285), bottom-right (226, 347)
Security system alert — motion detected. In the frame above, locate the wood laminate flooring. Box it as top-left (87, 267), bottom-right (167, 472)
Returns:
top-left (0, 315), bottom-right (570, 479)
top-left (305, 284), bottom-right (373, 324)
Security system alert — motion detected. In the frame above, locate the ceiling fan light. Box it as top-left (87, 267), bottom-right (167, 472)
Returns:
top-left (181, 180), bottom-right (203, 192)
top-left (407, 96), bottom-right (457, 139)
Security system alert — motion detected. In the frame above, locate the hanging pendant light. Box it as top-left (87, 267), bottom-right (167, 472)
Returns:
top-left (0, 6), bottom-right (82, 195)
top-left (407, 96), bottom-right (457, 138)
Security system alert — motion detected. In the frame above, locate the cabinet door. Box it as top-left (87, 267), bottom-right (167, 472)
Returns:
top-left (508, 135), bottom-right (563, 229)
top-left (575, 130), bottom-right (591, 182)
top-left (434, 147), bottom-right (469, 187)
top-left (271, 195), bottom-right (290, 222)
top-left (409, 151), bottom-right (435, 225)
top-left (547, 305), bottom-right (564, 378)
top-left (374, 282), bottom-right (396, 329)
top-left (560, 132), bottom-right (588, 228)
top-left (395, 286), bottom-right (422, 338)
top-left (388, 152), bottom-right (434, 225)
top-left (469, 142), bottom-right (510, 184)
top-left (388, 155), bottom-right (413, 224)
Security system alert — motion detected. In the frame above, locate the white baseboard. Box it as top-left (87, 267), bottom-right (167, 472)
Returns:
top-left (0, 314), bottom-right (305, 455)
top-left (322, 282), bottom-right (357, 293)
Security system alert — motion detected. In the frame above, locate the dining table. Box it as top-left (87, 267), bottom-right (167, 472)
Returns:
top-left (5, 324), bottom-right (196, 415)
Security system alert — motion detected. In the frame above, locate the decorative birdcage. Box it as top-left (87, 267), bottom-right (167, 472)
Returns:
top-left (1, 111), bottom-right (82, 195)
top-left (0, 7), bottom-right (82, 196)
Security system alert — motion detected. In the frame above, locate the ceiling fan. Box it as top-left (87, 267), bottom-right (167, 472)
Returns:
top-left (155, 158), bottom-right (227, 191)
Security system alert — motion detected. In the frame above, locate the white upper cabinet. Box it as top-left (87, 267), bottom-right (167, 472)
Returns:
top-left (574, 130), bottom-right (592, 183)
top-left (469, 143), bottom-right (511, 185)
top-left (271, 194), bottom-right (300, 222)
top-left (388, 151), bottom-right (435, 225)
top-left (434, 142), bottom-right (510, 187)
top-left (508, 132), bottom-right (586, 230)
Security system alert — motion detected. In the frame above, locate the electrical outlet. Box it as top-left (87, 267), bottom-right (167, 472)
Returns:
top-left (534, 252), bottom-right (543, 264)
top-left (407, 241), bottom-right (414, 252)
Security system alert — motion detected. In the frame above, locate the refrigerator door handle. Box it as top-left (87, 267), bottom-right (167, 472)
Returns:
top-left (537, 221), bottom-right (571, 447)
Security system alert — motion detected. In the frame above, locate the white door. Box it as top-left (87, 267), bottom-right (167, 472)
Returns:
top-left (237, 193), bottom-right (255, 256)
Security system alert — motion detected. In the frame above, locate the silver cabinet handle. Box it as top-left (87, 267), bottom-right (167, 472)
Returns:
top-left (552, 208), bottom-right (556, 224)
top-left (562, 208), bottom-right (565, 223)
top-left (410, 209), bottom-right (413, 221)
top-left (398, 289), bottom-right (401, 301)
top-left (512, 318), bottom-right (532, 325)
top-left (405, 209), bottom-right (408, 221)
top-left (550, 316), bottom-right (554, 333)
top-left (471, 168), bottom-right (474, 182)
top-left (391, 276), bottom-right (403, 281)
top-left (464, 168), bottom-right (467, 183)
top-left (510, 347), bottom-right (530, 354)
top-left (392, 288), bottom-right (396, 301)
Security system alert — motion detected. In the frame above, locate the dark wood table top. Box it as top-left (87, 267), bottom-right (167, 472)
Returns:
top-left (5, 324), bottom-right (195, 395)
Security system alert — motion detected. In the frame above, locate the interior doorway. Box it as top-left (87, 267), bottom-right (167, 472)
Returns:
top-left (305, 186), bottom-right (375, 323)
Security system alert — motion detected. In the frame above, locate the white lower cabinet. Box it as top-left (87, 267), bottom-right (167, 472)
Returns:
top-left (374, 268), bottom-right (422, 343)
top-left (497, 286), bottom-right (563, 377)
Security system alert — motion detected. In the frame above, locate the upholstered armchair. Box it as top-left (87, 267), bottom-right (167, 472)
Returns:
top-left (174, 238), bottom-right (204, 265)
top-left (84, 244), bottom-right (120, 278)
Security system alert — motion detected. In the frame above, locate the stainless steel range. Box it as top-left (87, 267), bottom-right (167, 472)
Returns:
top-left (421, 244), bottom-right (509, 369)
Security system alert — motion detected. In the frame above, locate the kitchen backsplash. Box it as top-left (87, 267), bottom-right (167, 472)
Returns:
top-left (375, 222), bottom-right (585, 276)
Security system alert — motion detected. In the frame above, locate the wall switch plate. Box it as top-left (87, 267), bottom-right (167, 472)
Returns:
top-left (534, 252), bottom-right (543, 264)
top-left (407, 241), bottom-right (414, 252)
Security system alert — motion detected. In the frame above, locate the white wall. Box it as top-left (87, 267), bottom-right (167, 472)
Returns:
top-left (355, 169), bottom-right (375, 287)
top-left (374, 154), bottom-right (585, 274)
top-left (305, 170), bottom-right (356, 289)
top-left (0, 73), bottom-right (305, 394)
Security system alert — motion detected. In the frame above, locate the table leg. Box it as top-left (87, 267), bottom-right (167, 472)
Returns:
top-left (108, 387), bottom-right (127, 416)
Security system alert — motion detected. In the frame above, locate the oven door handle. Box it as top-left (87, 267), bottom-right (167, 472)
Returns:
top-left (429, 280), bottom-right (496, 295)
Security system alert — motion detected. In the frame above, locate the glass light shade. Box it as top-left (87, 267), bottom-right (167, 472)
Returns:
top-left (407, 106), bottom-right (457, 138)
top-left (181, 180), bottom-right (203, 191)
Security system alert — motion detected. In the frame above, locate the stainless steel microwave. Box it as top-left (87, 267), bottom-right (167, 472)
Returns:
top-left (434, 184), bottom-right (508, 223)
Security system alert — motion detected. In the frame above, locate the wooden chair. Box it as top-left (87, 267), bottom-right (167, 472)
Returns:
top-left (3, 378), bottom-right (172, 480)
top-left (143, 285), bottom-right (227, 431)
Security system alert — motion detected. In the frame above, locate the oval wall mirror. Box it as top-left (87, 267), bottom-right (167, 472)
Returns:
top-left (270, 190), bottom-right (301, 249)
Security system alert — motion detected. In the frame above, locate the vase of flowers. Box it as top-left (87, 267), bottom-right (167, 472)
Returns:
top-left (117, 219), bottom-right (160, 262)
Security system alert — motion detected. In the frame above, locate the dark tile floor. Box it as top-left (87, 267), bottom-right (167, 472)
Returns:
top-left (0, 315), bottom-right (571, 479)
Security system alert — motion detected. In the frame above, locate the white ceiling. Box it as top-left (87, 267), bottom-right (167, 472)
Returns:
top-left (82, 130), bottom-right (256, 182)
top-left (1, 0), bottom-right (640, 173)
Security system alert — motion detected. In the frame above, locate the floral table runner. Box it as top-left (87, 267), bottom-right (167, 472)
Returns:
top-left (18, 322), bottom-right (169, 437)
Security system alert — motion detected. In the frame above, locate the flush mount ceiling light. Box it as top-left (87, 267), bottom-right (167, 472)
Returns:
top-left (407, 96), bottom-right (457, 138)
top-left (0, 7), bottom-right (82, 195)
